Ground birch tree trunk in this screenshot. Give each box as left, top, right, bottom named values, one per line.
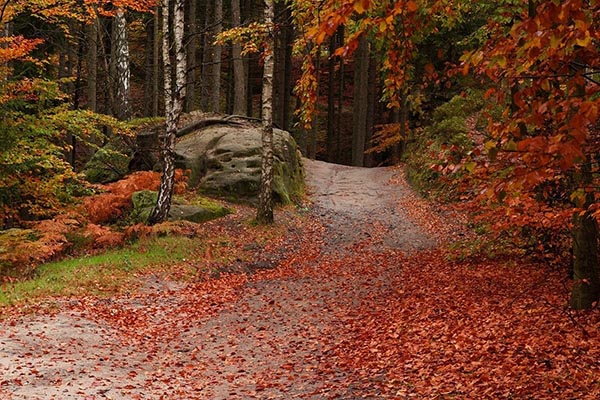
left=149, top=0, right=187, bottom=225
left=113, top=9, right=131, bottom=120
left=257, top=0, right=274, bottom=224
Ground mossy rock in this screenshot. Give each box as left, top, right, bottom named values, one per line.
left=82, top=137, right=131, bottom=184
left=130, top=190, right=231, bottom=224
left=174, top=122, right=304, bottom=204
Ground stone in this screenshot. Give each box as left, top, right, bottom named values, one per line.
left=130, top=190, right=231, bottom=224
left=174, top=123, right=303, bottom=203
left=81, top=137, right=131, bottom=184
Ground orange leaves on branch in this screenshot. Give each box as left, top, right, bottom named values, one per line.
left=367, top=123, right=404, bottom=154
left=461, top=0, right=600, bottom=224
left=216, top=22, right=269, bottom=56
left=293, top=52, right=319, bottom=129
left=296, top=0, right=433, bottom=126
left=0, top=36, right=44, bottom=65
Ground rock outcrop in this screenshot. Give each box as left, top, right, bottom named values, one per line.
left=174, top=122, right=303, bottom=203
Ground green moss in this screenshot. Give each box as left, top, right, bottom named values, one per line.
left=404, top=91, right=484, bottom=199
left=272, top=158, right=304, bottom=205
left=184, top=195, right=231, bottom=214
left=82, top=138, right=131, bottom=183
left=129, top=190, right=231, bottom=224
left=129, top=190, right=157, bottom=223
left=0, top=236, right=204, bottom=306
left=431, top=89, right=485, bottom=122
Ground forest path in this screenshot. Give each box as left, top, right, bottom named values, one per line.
left=304, top=159, right=437, bottom=253
left=0, top=160, right=441, bottom=399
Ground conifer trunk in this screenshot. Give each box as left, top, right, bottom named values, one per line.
left=87, top=19, right=98, bottom=112
left=569, top=56, right=599, bottom=309
left=570, top=159, right=599, bottom=309
left=185, top=0, right=198, bottom=112
left=209, top=0, right=223, bottom=112
left=351, top=35, right=369, bottom=166
left=231, top=0, right=247, bottom=115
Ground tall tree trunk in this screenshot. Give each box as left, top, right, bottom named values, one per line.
left=153, top=10, right=161, bottom=116
left=295, top=96, right=307, bottom=155
left=149, top=0, right=187, bottom=224
left=326, top=34, right=336, bottom=162
left=246, top=56, right=253, bottom=116
left=67, top=22, right=86, bottom=166
left=87, top=19, right=98, bottom=112
left=273, top=1, right=284, bottom=127
left=199, top=0, right=211, bottom=110
left=185, top=0, right=198, bottom=112
left=272, top=3, right=293, bottom=129
left=570, top=56, right=599, bottom=309
left=351, top=35, right=369, bottom=166
left=97, top=18, right=113, bottom=116
left=570, top=161, right=600, bottom=309
left=257, top=0, right=274, bottom=224
left=231, top=0, right=247, bottom=115
left=335, top=26, right=345, bottom=163
left=364, top=53, right=376, bottom=167
left=281, top=8, right=293, bottom=131
left=208, top=0, right=223, bottom=112
left=143, top=14, right=155, bottom=117
left=308, top=51, right=320, bottom=160
left=399, top=92, right=409, bottom=156
left=58, top=39, right=75, bottom=164
left=113, top=10, right=131, bottom=120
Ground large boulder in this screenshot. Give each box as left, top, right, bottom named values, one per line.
left=174, top=123, right=303, bottom=203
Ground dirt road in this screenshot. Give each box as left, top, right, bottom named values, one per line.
left=0, top=160, right=436, bottom=399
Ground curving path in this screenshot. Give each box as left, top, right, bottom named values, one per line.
left=0, top=160, right=436, bottom=399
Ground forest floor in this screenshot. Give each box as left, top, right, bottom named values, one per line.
left=2, top=160, right=600, bottom=399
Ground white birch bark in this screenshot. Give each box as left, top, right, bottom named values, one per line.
left=257, top=0, right=275, bottom=224
left=113, top=9, right=131, bottom=120
left=149, top=0, right=187, bottom=224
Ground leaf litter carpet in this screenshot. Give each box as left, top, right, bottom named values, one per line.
left=2, top=159, right=600, bottom=399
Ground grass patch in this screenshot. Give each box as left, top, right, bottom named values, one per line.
left=0, top=235, right=205, bottom=306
